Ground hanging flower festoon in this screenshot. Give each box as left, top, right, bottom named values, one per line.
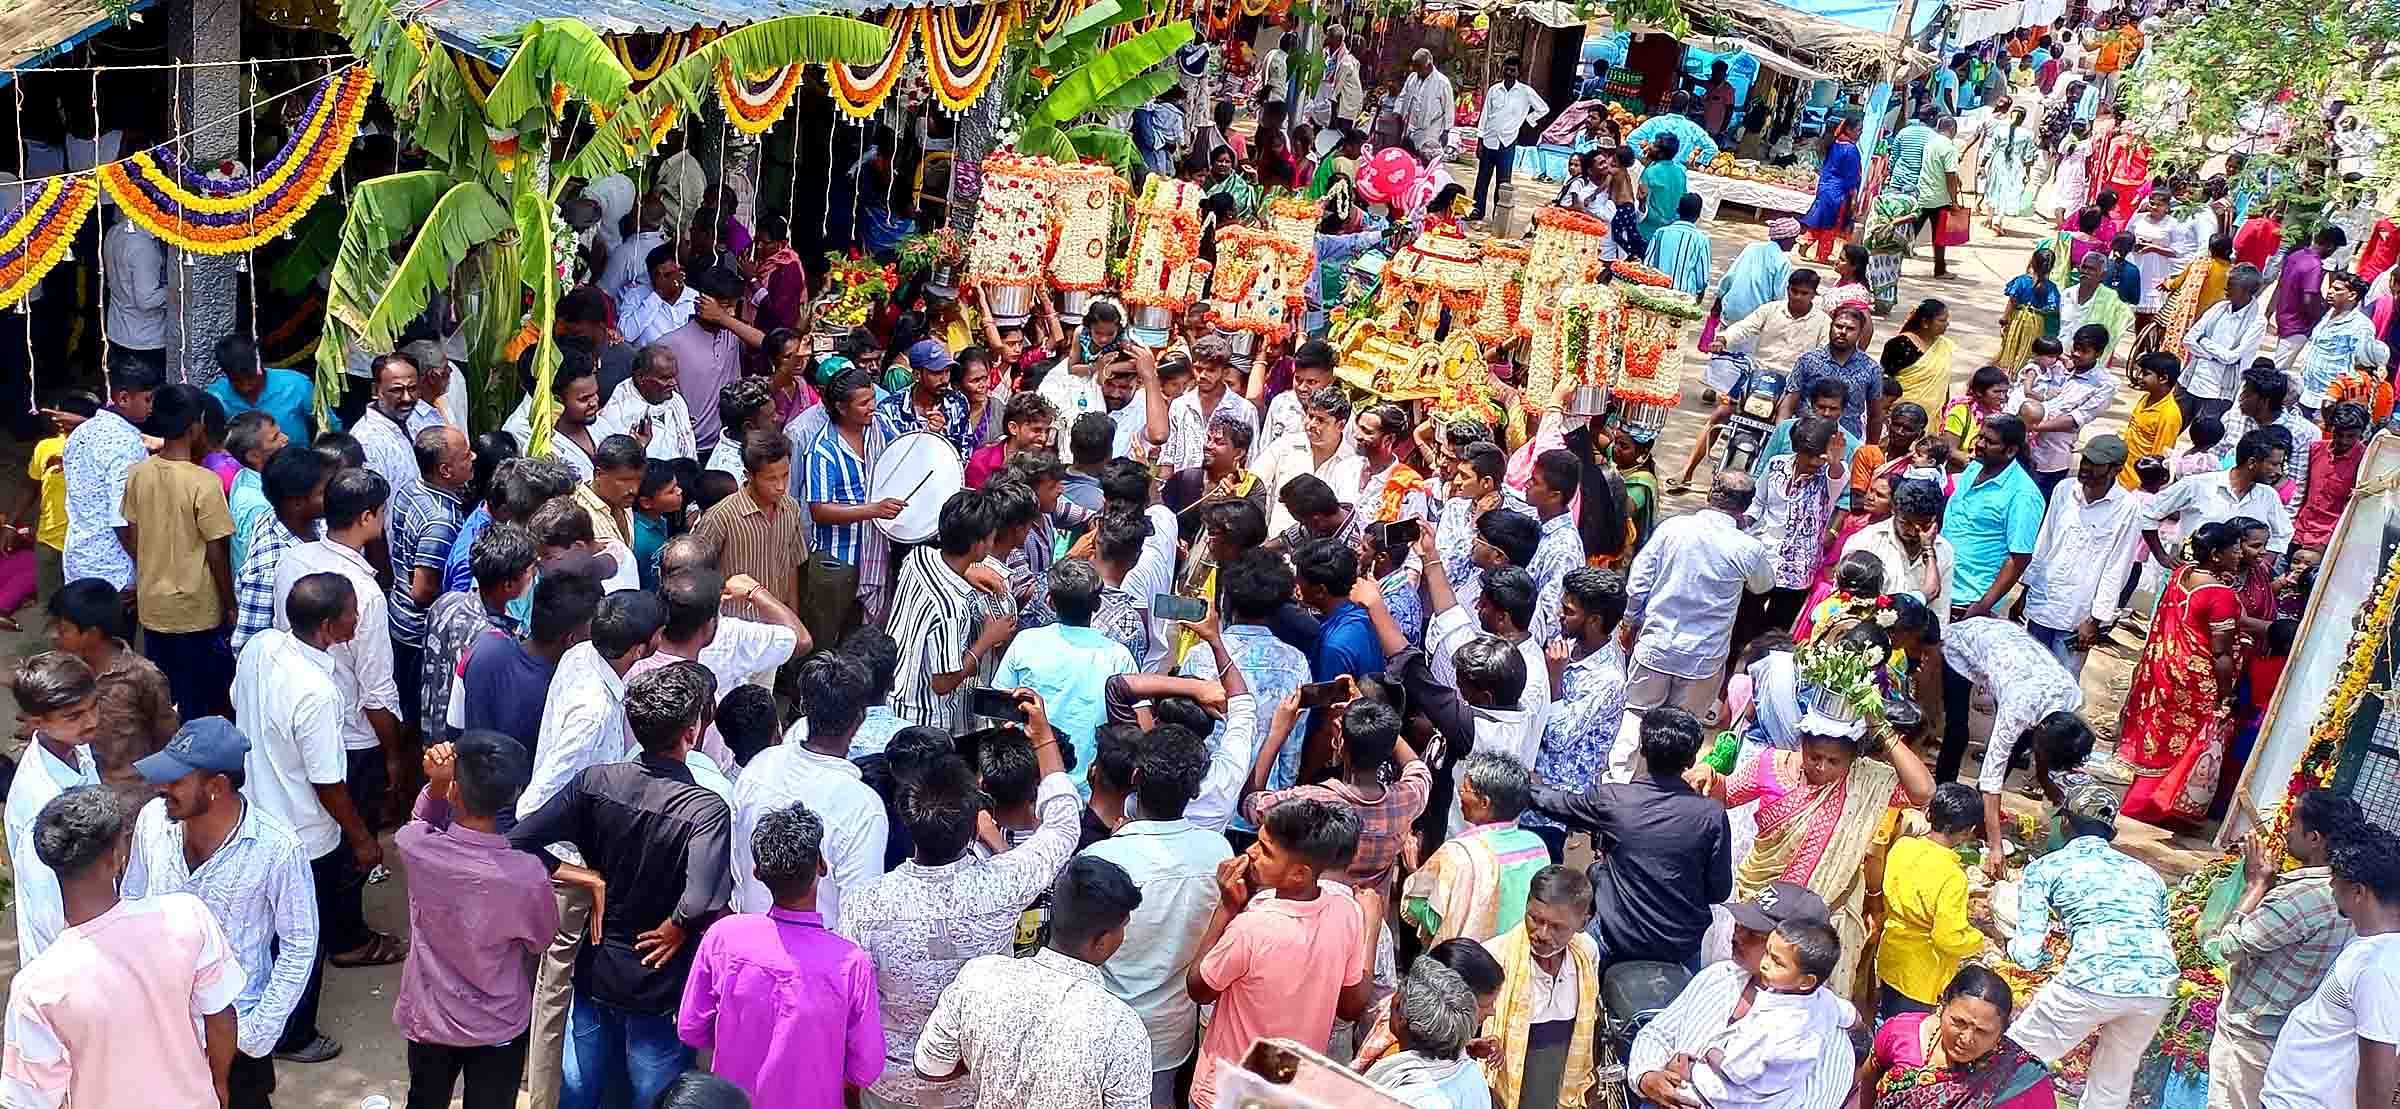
left=99, top=65, right=375, bottom=254
left=716, top=59, right=808, bottom=134
left=0, top=178, right=101, bottom=310
left=830, top=7, right=919, bottom=118
left=924, top=4, right=1015, bottom=112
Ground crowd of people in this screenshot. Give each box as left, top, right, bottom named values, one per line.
left=1, top=3, right=2398, bottom=1109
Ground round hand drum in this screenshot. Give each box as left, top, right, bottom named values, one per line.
left=869, top=431, right=965, bottom=544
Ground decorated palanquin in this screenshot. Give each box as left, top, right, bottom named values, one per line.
left=1210, top=225, right=1308, bottom=355
left=1471, top=239, right=1530, bottom=347
left=964, top=153, right=1064, bottom=324
left=1123, top=176, right=1207, bottom=338
left=1610, top=264, right=1704, bottom=430
left=1046, top=162, right=1127, bottom=322
left=1519, top=208, right=1611, bottom=402
left=1334, top=227, right=1493, bottom=423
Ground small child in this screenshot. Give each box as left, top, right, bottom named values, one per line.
left=1797, top=549, right=1888, bottom=643
left=632, top=459, right=685, bottom=591
left=1668, top=919, right=1853, bottom=1108
left=393, top=735, right=559, bottom=1108
left=2120, top=352, right=2184, bottom=488
left=2176, top=416, right=2226, bottom=479
left=1942, top=364, right=2013, bottom=469
left=20, top=391, right=99, bottom=602
left=1875, top=783, right=1986, bottom=1019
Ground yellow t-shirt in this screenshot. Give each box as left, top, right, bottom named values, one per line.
left=2120, top=390, right=2182, bottom=488
left=1876, top=835, right=1986, bottom=1005
left=27, top=436, right=65, bottom=550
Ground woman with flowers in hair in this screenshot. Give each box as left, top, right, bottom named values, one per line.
left=2118, top=519, right=2246, bottom=825
left=1693, top=632, right=1937, bottom=1006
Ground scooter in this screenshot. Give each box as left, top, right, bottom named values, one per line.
left=1716, top=363, right=1788, bottom=477
left=1591, top=959, right=1696, bottom=1109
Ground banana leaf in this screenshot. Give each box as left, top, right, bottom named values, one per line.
left=511, top=173, right=562, bottom=454
left=553, top=15, right=889, bottom=188
left=483, top=19, right=632, bottom=127
left=1087, top=67, right=1180, bottom=114
left=1026, top=23, right=1194, bottom=128
left=1067, top=126, right=1143, bottom=176
left=316, top=172, right=511, bottom=388
left=1041, top=0, right=1122, bottom=49
left=267, top=205, right=344, bottom=296
left=1014, top=125, right=1079, bottom=164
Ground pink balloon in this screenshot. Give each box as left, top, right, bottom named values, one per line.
left=1356, top=147, right=1420, bottom=206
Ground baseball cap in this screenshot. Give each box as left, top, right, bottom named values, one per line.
left=135, top=716, right=252, bottom=784
left=908, top=339, right=956, bottom=374
left=2060, top=777, right=2121, bottom=830
left=1727, top=881, right=1830, bottom=932
left=2080, top=433, right=2128, bottom=467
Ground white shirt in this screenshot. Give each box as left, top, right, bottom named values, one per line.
left=705, top=436, right=746, bottom=479
left=501, top=398, right=599, bottom=482
left=4, top=740, right=98, bottom=961
left=618, top=284, right=699, bottom=348
left=1428, top=603, right=1550, bottom=745
left=233, top=628, right=352, bottom=855
left=1840, top=519, right=1953, bottom=616
left=2259, top=931, right=2400, bottom=1109
left=2183, top=296, right=2271, bottom=401
left=1628, top=961, right=1858, bottom=1109
left=351, top=405, right=421, bottom=497
left=1119, top=502, right=1185, bottom=671
left=2022, top=478, right=2146, bottom=630
left=730, top=740, right=886, bottom=926
left=1626, top=508, right=1775, bottom=679
left=1170, top=687, right=1263, bottom=833
left=270, top=539, right=400, bottom=752
left=1082, top=818, right=1234, bottom=1069
left=915, top=948, right=1154, bottom=1109
left=1158, top=388, right=1259, bottom=474
left=2143, top=469, right=2294, bottom=553
left=102, top=220, right=169, bottom=349
left=601, top=230, right=670, bottom=304
left=123, top=797, right=319, bottom=1057
left=1477, top=80, right=1551, bottom=149
left=517, top=641, right=632, bottom=867
left=1397, top=69, right=1456, bottom=152
left=1717, top=302, right=1832, bottom=370
left=1941, top=617, right=2084, bottom=793
left=597, top=377, right=699, bottom=461
left=1258, top=391, right=1354, bottom=459
left=1254, top=431, right=1363, bottom=535
left=582, top=173, right=636, bottom=255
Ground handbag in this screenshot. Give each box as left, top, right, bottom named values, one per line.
left=1935, top=204, right=1974, bottom=247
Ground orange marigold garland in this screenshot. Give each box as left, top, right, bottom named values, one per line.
left=716, top=60, right=806, bottom=135
left=1608, top=259, right=1675, bottom=288
left=831, top=8, right=919, bottom=119
left=925, top=3, right=1015, bottom=112
left=0, top=176, right=99, bottom=312
left=100, top=65, right=374, bottom=255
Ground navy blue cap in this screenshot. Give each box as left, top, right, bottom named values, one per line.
left=135, top=716, right=251, bottom=783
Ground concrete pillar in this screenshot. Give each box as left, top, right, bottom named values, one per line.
left=169, top=0, right=241, bottom=384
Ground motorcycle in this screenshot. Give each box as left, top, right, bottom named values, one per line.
left=1715, top=361, right=1788, bottom=478
left=1592, top=960, right=1696, bottom=1109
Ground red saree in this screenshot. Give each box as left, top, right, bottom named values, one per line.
left=2119, top=570, right=2240, bottom=824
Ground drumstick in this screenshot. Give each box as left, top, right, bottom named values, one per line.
left=904, top=470, right=935, bottom=501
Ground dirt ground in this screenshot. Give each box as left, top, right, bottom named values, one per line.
left=0, top=161, right=2223, bottom=1106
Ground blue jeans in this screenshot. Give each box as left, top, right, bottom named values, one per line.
left=561, top=989, right=693, bottom=1109
left=2024, top=621, right=2088, bottom=677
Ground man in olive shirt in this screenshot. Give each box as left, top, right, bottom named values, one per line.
left=120, top=383, right=236, bottom=718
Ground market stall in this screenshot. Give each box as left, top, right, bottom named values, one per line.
left=1686, top=160, right=1818, bottom=219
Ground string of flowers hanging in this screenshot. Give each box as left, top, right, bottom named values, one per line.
left=830, top=7, right=920, bottom=118
left=99, top=65, right=375, bottom=254
left=715, top=60, right=807, bottom=135
left=923, top=3, right=1015, bottom=111
left=0, top=177, right=100, bottom=312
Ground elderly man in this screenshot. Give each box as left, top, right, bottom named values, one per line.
left=1367, top=960, right=1491, bottom=1109
left=1629, top=882, right=1855, bottom=1109
left=1623, top=472, right=1773, bottom=716
left=2179, top=263, right=2270, bottom=428
left=1397, top=50, right=1456, bottom=164
left=1480, top=865, right=1601, bottom=1109
left=597, top=344, right=698, bottom=462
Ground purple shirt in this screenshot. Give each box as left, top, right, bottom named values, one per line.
left=391, top=788, right=560, bottom=1047
left=660, top=318, right=749, bottom=450
left=2274, top=245, right=2325, bottom=338
left=678, top=906, right=885, bottom=1104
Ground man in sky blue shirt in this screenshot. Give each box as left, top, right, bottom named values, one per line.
left=992, top=558, right=1138, bottom=790
left=1644, top=192, right=1715, bottom=297
left=205, top=334, right=334, bottom=446
left=1622, top=91, right=1721, bottom=167
left=1936, top=412, right=2045, bottom=785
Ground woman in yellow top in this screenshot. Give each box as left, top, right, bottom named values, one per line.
left=1874, top=782, right=1988, bottom=1022
left=1882, top=299, right=1956, bottom=418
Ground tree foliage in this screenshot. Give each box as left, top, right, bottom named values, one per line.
left=2126, top=0, right=2399, bottom=215
left=1001, top=0, right=1194, bottom=171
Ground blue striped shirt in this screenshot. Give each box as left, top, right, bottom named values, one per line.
left=806, top=425, right=877, bottom=566
left=874, top=388, right=975, bottom=454
left=1643, top=221, right=1714, bottom=297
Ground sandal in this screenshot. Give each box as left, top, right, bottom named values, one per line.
left=329, top=931, right=406, bottom=968
left=1665, top=479, right=1695, bottom=496
left=274, top=1034, right=342, bottom=1064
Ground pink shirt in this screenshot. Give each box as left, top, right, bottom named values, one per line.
left=2, top=893, right=244, bottom=1109
left=678, top=907, right=885, bottom=1105
left=1191, top=883, right=1368, bottom=1109
left=391, top=789, right=560, bottom=1047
